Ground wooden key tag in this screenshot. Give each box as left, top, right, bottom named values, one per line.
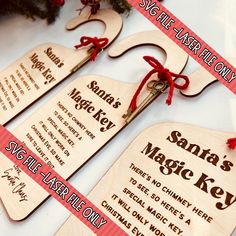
left=181, top=58, right=236, bottom=97
left=0, top=8, right=122, bottom=126
left=55, top=122, right=236, bottom=236
left=0, top=30, right=188, bottom=221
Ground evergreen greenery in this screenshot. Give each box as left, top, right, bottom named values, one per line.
left=0, top=0, right=132, bottom=23
left=0, top=0, right=60, bottom=24
left=107, top=0, right=132, bottom=14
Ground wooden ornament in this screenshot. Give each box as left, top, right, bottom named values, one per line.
left=0, top=30, right=188, bottom=221
left=0, top=201, right=3, bottom=215
left=0, top=8, right=122, bottom=126
left=181, top=58, right=236, bottom=97
left=55, top=122, right=236, bottom=236
left=108, top=30, right=188, bottom=72
left=66, top=6, right=92, bottom=30
left=231, top=100, right=236, bottom=130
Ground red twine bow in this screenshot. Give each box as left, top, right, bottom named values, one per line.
left=129, top=56, right=190, bottom=112
left=74, top=36, right=109, bottom=61
left=227, top=137, right=236, bottom=150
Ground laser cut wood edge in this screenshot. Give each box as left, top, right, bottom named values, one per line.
left=54, top=122, right=236, bottom=236
left=66, top=6, right=92, bottom=30
left=0, top=73, right=186, bottom=221
left=0, top=74, right=133, bottom=221
left=0, top=8, right=123, bottom=126
left=65, top=7, right=123, bottom=48
left=0, top=29, right=188, bottom=221
left=108, top=30, right=189, bottom=75
left=181, top=58, right=236, bottom=97
left=0, top=43, right=86, bottom=126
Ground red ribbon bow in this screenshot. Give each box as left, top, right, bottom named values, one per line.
left=227, top=137, right=236, bottom=149
left=75, top=36, right=109, bottom=61
left=129, top=56, right=190, bottom=112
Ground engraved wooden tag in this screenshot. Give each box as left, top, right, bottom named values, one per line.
left=56, top=123, right=236, bottom=236
left=181, top=58, right=236, bottom=97
left=0, top=8, right=122, bottom=126
left=0, top=30, right=188, bottom=221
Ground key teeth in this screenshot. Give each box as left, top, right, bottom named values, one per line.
left=122, top=108, right=133, bottom=119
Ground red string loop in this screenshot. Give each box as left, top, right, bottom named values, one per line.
left=227, top=137, right=236, bottom=150
left=75, top=36, right=109, bottom=61
left=129, top=56, right=189, bottom=112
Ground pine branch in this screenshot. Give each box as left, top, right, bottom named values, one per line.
left=0, top=0, right=132, bottom=24
left=0, top=0, right=60, bottom=23
left=45, top=0, right=60, bottom=24
left=106, top=0, right=132, bottom=14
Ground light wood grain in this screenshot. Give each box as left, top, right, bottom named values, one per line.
left=0, top=30, right=188, bottom=221
left=0, top=9, right=122, bottom=126
left=181, top=58, right=236, bottom=97
left=66, top=6, right=92, bottom=30
left=66, top=7, right=123, bottom=47
left=55, top=123, right=236, bottom=236
left=108, top=30, right=188, bottom=75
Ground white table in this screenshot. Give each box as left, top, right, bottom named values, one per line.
left=0, top=0, right=235, bottom=235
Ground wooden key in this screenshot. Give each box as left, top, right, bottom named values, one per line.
left=71, top=47, right=98, bottom=73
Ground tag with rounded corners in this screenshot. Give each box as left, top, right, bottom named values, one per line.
left=181, top=58, right=236, bottom=97
left=0, top=30, right=188, bottom=221
left=108, top=30, right=188, bottom=71
left=0, top=9, right=122, bottom=126
left=66, top=6, right=93, bottom=30
left=55, top=122, right=236, bottom=236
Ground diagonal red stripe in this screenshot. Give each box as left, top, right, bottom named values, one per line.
left=0, top=125, right=128, bottom=236
left=128, top=0, right=236, bottom=94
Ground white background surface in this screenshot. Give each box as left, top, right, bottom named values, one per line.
left=0, top=0, right=235, bottom=235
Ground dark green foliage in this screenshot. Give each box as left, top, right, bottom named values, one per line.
left=107, top=0, right=132, bottom=14
left=0, top=0, right=60, bottom=24
left=0, top=0, right=132, bottom=24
